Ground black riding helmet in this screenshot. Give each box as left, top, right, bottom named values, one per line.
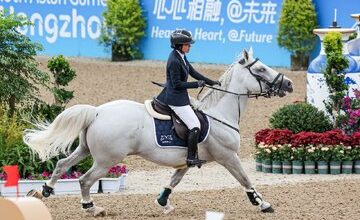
left=170, top=29, right=195, bottom=49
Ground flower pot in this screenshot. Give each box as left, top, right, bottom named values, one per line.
left=272, top=161, right=282, bottom=174
left=0, top=180, right=44, bottom=197
left=55, top=179, right=99, bottom=195
left=341, top=161, right=353, bottom=174
left=282, top=161, right=292, bottom=174
left=0, top=179, right=99, bottom=197
left=330, top=161, right=341, bottom=175
left=304, top=161, right=316, bottom=174
left=317, top=161, right=329, bottom=174
left=355, top=160, right=360, bottom=174
left=262, top=159, right=272, bottom=173
left=292, top=160, right=303, bottom=174
left=255, top=158, right=262, bottom=172
left=100, top=174, right=127, bottom=193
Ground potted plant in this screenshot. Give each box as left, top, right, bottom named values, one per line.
left=291, top=147, right=305, bottom=174
left=99, top=0, right=146, bottom=61
left=281, top=144, right=293, bottom=174
left=341, top=146, right=354, bottom=174
left=100, top=164, right=128, bottom=193
left=304, top=145, right=316, bottom=174
left=277, top=0, right=317, bottom=70
left=329, top=145, right=344, bottom=174
left=0, top=170, right=99, bottom=196
left=314, top=145, right=331, bottom=174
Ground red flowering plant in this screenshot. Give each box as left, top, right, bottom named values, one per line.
left=255, top=129, right=293, bottom=161
left=106, top=164, right=127, bottom=178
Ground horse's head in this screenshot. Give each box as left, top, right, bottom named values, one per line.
left=233, top=48, right=293, bottom=97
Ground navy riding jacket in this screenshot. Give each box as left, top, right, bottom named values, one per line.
left=157, top=50, right=215, bottom=106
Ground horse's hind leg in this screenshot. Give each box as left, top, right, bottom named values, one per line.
left=79, top=161, right=113, bottom=217
left=216, top=152, right=274, bottom=213
left=155, top=168, right=189, bottom=214
left=28, top=132, right=90, bottom=198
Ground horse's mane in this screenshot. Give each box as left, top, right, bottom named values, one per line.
left=193, top=61, right=237, bottom=110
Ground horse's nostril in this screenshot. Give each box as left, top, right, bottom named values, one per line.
left=287, top=81, right=292, bottom=87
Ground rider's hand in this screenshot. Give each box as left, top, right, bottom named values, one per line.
left=197, top=80, right=206, bottom=87
left=214, top=80, right=221, bottom=86
left=209, top=80, right=221, bottom=86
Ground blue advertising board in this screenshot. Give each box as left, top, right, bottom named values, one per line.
left=0, top=0, right=359, bottom=66
left=0, top=0, right=108, bottom=57
left=140, top=0, right=289, bottom=66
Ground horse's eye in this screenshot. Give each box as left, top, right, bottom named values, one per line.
left=259, top=68, right=266, bottom=72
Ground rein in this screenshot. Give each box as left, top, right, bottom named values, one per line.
left=197, top=58, right=283, bottom=134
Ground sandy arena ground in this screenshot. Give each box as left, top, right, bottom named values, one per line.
left=34, top=56, right=360, bottom=220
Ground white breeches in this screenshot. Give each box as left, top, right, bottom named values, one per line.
left=169, top=105, right=200, bottom=130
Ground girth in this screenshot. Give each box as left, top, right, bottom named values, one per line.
left=152, top=98, right=207, bottom=141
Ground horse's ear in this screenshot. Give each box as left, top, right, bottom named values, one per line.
left=248, top=47, right=254, bottom=57
left=242, top=49, right=249, bottom=61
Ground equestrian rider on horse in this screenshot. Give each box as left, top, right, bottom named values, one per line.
left=156, top=29, right=220, bottom=167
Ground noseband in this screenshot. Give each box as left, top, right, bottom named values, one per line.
left=244, top=58, right=284, bottom=97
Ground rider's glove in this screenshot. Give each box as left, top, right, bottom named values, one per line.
left=197, top=80, right=206, bottom=87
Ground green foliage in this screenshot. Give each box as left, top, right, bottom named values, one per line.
left=323, top=32, right=349, bottom=126
left=277, top=0, right=317, bottom=57
left=48, top=55, right=76, bottom=87
left=100, top=0, right=146, bottom=60
left=48, top=55, right=76, bottom=106
left=0, top=108, right=57, bottom=178
left=0, top=11, right=50, bottom=117
left=348, top=32, right=357, bottom=41
left=73, top=157, right=93, bottom=174
left=269, top=103, right=333, bottom=133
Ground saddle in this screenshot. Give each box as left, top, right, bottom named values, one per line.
left=150, top=98, right=207, bottom=141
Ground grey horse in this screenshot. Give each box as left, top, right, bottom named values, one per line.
left=24, top=48, right=293, bottom=216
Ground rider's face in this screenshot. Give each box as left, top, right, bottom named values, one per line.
left=181, top=44, right=191, bottom=53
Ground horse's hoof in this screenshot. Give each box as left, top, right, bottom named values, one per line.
left=26, top=189, right=43, bottom=200
left=261, top=206, right=274, bottom=213
left=85, top=206, right=107, bottom=217
left=154, top=199, right=175, bottom=215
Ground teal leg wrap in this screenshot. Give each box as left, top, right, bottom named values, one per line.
left=157, top=188, right=172, bottom=206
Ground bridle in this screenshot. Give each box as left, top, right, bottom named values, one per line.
left=199, top=58, right=284, bottom=99
left=198, top=58, right=284, bottom=133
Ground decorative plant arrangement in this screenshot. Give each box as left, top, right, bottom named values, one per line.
left=254, top=32, right=360, bottom=175
left=255, top=128, right=360, bottom=174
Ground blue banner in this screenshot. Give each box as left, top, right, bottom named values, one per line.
left=140, top=0, right=290, bottom=66
left=1, top=0, right=358, bottom=66
left=0, top=0, right=108, bottom=57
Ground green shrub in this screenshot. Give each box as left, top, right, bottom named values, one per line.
left=0, top=108, right=57, bottom=178
left=277, top=0, right=317, bottom=70
left=100, top=0, right=146, bottom=61
left=47, top=55, right=76, bottom=106
left=269, top=103, right=333, bottom=133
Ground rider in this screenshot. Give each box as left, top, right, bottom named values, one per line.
left=156, top=29, right=220, bottom=167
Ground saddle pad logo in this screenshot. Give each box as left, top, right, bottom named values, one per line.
left=153, top=115, right=210, bottom=148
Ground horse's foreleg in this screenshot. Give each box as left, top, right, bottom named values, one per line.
left=217, top=152, right=274, bottom=213
left=79, top=162, right=110, bottom=217
left=155, top=168, right=189, bottom=214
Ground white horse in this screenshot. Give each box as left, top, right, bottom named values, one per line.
left=24, top=48, right=293, bottom=216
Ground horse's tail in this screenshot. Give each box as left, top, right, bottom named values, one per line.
left=23, top=104, right=97, bottom=161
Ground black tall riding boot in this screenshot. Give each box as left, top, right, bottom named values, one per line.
left=186, top=128, right=203, bottom=167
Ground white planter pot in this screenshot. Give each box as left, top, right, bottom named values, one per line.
left=0, top=179, right=99, bottom=197
left=55, top=179, right=99, bottom=195
left=100, top=174, right=127, bottom=193
left=0, top=180, right=44, bottom=197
